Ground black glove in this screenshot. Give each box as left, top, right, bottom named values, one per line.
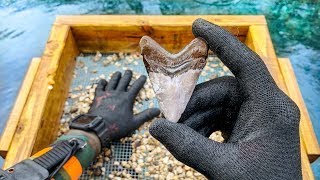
left=149, top=18, right=301, bottom=179
left=89, top=70, right=160, bottom=141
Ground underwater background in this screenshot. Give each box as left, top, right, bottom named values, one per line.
left=0, top=0, right=319, bottom=175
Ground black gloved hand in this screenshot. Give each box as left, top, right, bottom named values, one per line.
left=149, top=18, right=301, bottom=179
left=89, top=70, right=160, bottom=141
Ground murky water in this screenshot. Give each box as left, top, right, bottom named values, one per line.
left=0, top=0, right=319, bottom=165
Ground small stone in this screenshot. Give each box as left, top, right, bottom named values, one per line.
left=86, top=170, right=93, bottom=176
left=210, top=63, right=218, bottom=68
left=60, top=118, right=66, bottom=123
left=104, top=149, right=111, bottom=157
left=184, top=165, right=191, bottom=171
left=70, top=107, right=78, bottom=113
left=93, top=167, right=102, bottom=176
left=201, top=71, right=207, bottom=76
left=146, top=157, right=152, bottom=163
left=135, top=166, right=142, bottom=173
left=76, top=60, right=85, bottom=68
left=138, top=159, right=144, bottom=164
left=208, top=57, right=214, bottom=61
left=96, top=162, right=103, bottom=167
left=99, top=74, right=106, bottom=79
left=79, top=96, right=85, bottom=102
left=93, top=51, right=102, bottom=62
left=163, top=156, right=169, bottom=164
left=91, top=70, right=98, bottom=73
left=186, top=171, right=193, bottom=177
left=119, top=52, right=124, bottom=59
left=194, top=172, right=202, bottom=176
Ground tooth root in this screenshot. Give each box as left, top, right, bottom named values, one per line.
left=139, top=36, right=208, bottom=122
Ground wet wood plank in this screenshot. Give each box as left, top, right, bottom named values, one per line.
left=55, top=15, right=257, bottom=53
left=0, top=58, right=41, bottom=157
left=3, top=25, right=79, bottom=169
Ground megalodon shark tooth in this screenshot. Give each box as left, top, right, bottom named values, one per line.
left=139, top=36, right=208, bottom=122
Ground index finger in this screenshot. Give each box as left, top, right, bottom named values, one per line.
left=192, top=18, right=276, bottom=91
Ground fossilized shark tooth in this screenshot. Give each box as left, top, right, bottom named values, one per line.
left=140, top=36, right=208, bottom=122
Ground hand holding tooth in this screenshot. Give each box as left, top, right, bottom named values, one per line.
left=140, top=36, right=208, bottom=122
left=149, top=19, right=301, bottom=179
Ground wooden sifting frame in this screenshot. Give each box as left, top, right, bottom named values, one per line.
left=0, top=15, right=318, bottom=179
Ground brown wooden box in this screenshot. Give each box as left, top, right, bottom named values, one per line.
left=0, top=15, right=318, bottom=179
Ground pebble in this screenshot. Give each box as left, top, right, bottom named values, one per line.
left=93, top=51, right=102, bottom=62
left=210, top=63, right=218, bottom=68
left=93, top=167, right=102, bottom=176
left=76, top=60, right=85, bottom=68
left=135, top=166, right=142, bottom=173
left=70, top=107, right=78, bottom=113
left=108, top=174, right=114, bottom=179
left=79, top=96, right=85, bottom=102
left=91, top=70, right=98, bottom=73
left=60, top=118, right=66, bottom=123
left=99, top=74, right=106, bottom=79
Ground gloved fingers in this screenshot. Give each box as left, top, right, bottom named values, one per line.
left=149, top=119, right=235, bottom=177
left=128, top=75, right=147, bottom=100
left=181, top=108, right=222, bottom=132
left=180, top=76, right=240, bottom=122
left=106, top=71, right=121, bottom=90
left=116, top=70, right=132, bottom=91
left=134, top=108, right=160, bottom=128
left=192, top=18, right=275, bottom=90
left=96, top=79, right=107, bottom=92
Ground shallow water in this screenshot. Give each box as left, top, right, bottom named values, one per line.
left=0, top=0, right=319, bottom=166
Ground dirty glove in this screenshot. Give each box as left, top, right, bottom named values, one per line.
left=149, top=18, right=301, bottom=179
left=89, top=70, right=160, bottom=141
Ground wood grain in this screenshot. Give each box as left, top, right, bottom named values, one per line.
left=55, top=15, right=256, bottom=53
left=278, top=58, right=320, bottom=161
left=0, top=58, right=41, bottom=158
left=32, top=27, right=79, bottom=154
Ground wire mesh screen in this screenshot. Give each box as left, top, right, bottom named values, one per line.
left=59, top=52, right=232, bottom=179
